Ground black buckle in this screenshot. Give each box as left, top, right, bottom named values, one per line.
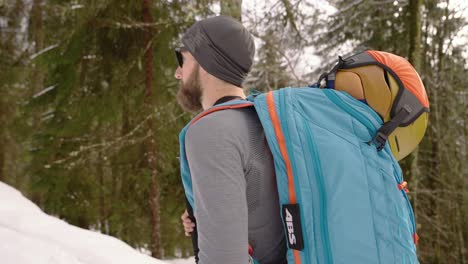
left=316, top=72, right=328, bottom=88
left=370, top=131, right=388, bottom=152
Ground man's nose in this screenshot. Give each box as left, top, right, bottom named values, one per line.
left=174, top=67, right=182, bottom=79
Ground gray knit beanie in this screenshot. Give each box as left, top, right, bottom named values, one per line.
left=181, top=16, right=255, bottom=87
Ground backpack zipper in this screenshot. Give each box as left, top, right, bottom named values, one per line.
left=322, top=89, right=381, bottom=135
left=278, top=89, right=312, bottom=264
left=303, top=119, right=334, bottom=264
left=393, top=165, right=418, bottom=246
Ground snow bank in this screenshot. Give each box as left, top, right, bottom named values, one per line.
left=0, top=182, right=194, bottom=264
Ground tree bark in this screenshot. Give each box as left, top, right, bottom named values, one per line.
left=221, top=0, right=242, bottom=22
left=406, top=0, right=423, bottom=224
left=434, top=3, right=450, bottom=262
left=0, top=99, right=4, bottom=182
left=31, top=0, right=44, bottom=97
left=408, top=0, right=422, bottom=71
left=30, top=0, right=44, bottom=206
left=98, top=151, right=107, bottom=234
left=142, top=0, right=161, bottom=258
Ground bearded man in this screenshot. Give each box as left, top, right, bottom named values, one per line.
left=174, top=16, right=287, bottom=264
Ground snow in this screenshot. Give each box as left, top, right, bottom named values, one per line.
left=0, top=182, right=194, bottom=264
left=165, top=257, right=196, bottom=264
left=29, top=44, right=59, bottom=60
left=32, top=84, right=57, bottom=98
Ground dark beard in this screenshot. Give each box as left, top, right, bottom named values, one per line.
left=176, top=65, right=203, bottom=113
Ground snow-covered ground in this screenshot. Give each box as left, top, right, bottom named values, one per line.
left=165, top=257, right=196, bottom=264
left=0, top=182, right=194, bottom=264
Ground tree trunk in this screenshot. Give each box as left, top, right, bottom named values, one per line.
left=221, top=0, right=242, bottom=22
left=433, top=3, right=450, bottom=261
left=405, top=0, right=423, bottom=224
left=31, top=0, right=44, bottom=97
left=0, top=99, right=4, bottom=182
left=98, top=151, right=107, bottom=234
left=408, top=0, right=422, bottom=71
left=421, top=10, right=429, bottom=74
left=30, top=0, right=44, bottom=206
left=142, top=0, right=161, bottom=258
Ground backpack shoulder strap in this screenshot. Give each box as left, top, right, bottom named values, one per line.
left=190, top=101, right=254, bottom=127
left=180, top=99, right=255, bottom=210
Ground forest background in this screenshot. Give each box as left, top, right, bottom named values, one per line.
left=0, top=0, right=466, bottom=263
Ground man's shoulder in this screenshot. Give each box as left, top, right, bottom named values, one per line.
left=187, top=107, right=257, bottom=139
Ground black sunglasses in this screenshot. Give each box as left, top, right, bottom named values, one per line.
left=175, top=47, right=187, bottom=67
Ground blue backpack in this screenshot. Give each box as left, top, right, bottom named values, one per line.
left=180, top=87, right=419, bottom=263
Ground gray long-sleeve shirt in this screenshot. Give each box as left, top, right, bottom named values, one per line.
left=185, top=107, right=287, bottom=264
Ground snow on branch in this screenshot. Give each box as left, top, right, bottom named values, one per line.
left=46, top=113, right=154, bottom=168
left=44, top=101, right=187, bottom=169
left=30, top=44, right=59, bottom=60
left=33, top=85, right=57, bottom=99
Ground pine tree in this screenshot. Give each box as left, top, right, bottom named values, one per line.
left=221, top=0, right=242, bottom=21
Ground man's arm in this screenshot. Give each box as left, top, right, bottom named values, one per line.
left=185, top=112, right=249, bottom=264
